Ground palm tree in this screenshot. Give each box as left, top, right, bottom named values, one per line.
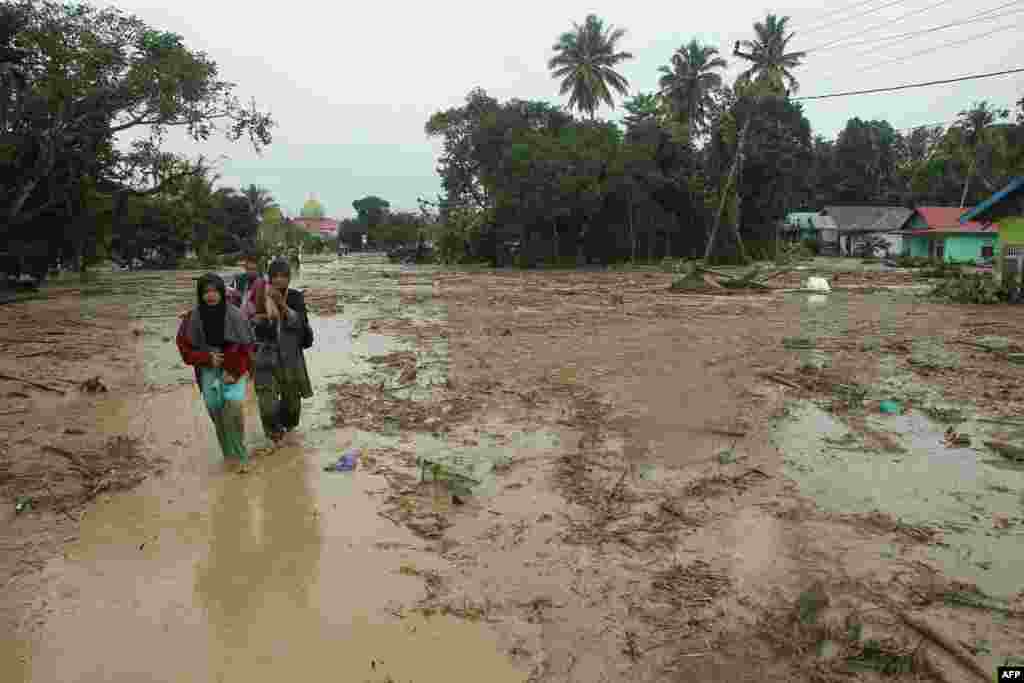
left=241, top=184, right=278, bottom=247
left=241, top=184, right=278, bottom=224
left=704, top=14, right=805, bottom=262
left=548, top=14, right=634, bottom=120
left=954, top=101, right=1009, bottom=207
left=735, top=14, right=805, bottom=95
left=657, top=40, right=727, bottom=140
left=622, top=92, right=663, bottom=132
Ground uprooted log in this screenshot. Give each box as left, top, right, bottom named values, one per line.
left=670, top=262, right=793, bottom=292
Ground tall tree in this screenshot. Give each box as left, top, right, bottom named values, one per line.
left=0, top=0, right=274, bottom=269
left=953, top=101, right=1009, bottom=207
left=548, top=14, right=633, bottom=120
left=657, top=40, right=727, bottom=140
left=352, top=196, right=391, bottom=231
left=705, top=14, right=805, bottom=261
left=622, top=92, right=663, bottom=133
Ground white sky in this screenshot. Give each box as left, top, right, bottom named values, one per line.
left=114, top=0, right=1024, bottom=217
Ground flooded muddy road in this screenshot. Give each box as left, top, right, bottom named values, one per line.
left=3, top=257, right=1024, bottom=682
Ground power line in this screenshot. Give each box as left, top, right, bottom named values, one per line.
left=792, top=66, right=1024, bottom=100
left=804, top=1, right=1024, bottom=53
left=793, top=0, right=889, bottom=31
left=798, top=0, right=958, bottom=49
left=842, top=23, right=1022, bottom=75
left=796, top=0, right=923, bottom=38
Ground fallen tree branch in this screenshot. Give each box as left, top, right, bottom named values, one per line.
left=0, top=373, right=66, bottom=395
left=757, top=372, right=801, bottom=390
left=897, top=611, right=990, bottom=682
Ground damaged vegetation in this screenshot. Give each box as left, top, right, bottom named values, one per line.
left=2, top=436, right=153, bottom=519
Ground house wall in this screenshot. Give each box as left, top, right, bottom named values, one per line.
left=1000, top=216, right=1024, bottom=244
left=904, top=234, right=996, bottom=261
left=946, top=234, right=997, bottom=262
left=906, top=236, right=929, bottom=258
left=997, top=216, right=1024, bottom=281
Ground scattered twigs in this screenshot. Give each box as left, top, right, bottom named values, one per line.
left=0, top=373, right=66, bottom=395
left=758, top=372, right=801, bottom=390
left=896, top=611, right=990, bottom=683
left=985, top=440, right=1024, bottom=461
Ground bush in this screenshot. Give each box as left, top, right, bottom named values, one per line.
left=178, top=257, right=201, bottom=270
left=801, top=238, right=822, bottom=256
left=895, top=255, right=929, bottom=268
left=930, top=272, right=1008, bottom=304
left=920, top=261, right=965, bottom=279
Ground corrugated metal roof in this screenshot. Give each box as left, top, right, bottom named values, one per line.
left=913, top=206, right=993, bottom=233
left=822, top=206, right=912, bottom=233
left=960, top=177, right=1024, bottom=223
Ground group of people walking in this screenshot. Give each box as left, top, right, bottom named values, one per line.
left=175, top=253, right=314, bottom=473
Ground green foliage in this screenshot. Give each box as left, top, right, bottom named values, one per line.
left=352, top=196, right=391, bottom=229
left=548, top=14, right=634, bottom=119
left=0, top=0, right=274, bottom=270
left=930, top=272, right=1008, bottom=304
left=895, top=255, right=929, bottom=268
left=801, top=238, right=821, bottom=256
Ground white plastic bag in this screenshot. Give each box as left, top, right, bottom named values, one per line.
left=804, top=276, right=831, bottom=293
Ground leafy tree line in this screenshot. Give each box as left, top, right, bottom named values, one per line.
left=423, top=13, right=1024, bottom=266
left=0, top=0, right=275, bottom=277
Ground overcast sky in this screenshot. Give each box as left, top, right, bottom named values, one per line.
left=115, top=0, right=1023, bottom=218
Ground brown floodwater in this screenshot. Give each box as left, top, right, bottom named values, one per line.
left=1, top=256, right=527, bottom=683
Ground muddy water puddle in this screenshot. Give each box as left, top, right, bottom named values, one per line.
left=773, top=401, right=1024, bottom=598
left=3, top=256, right=533, bottom=682
left=5, top=393, right=527, bottom=683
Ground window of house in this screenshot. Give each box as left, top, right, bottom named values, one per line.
left=982, top=245, right=994, bottom=258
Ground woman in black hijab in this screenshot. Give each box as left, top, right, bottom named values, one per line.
left=175, top=273, right=256, bottom=472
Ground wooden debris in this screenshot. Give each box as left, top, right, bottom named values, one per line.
left=984, top=440, right=1024, bottom=461
left=897, top=611, right=990, bottom=682
left=0, top=372, right=66, bottom=395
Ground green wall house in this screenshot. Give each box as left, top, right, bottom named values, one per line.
left=784, top=212, right=819, bottom=242
left=903, top=206, right=998, bottom=263
left=960, top=177, right=1024, bottom=283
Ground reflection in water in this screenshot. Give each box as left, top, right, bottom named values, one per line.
left=194, top=450, right=321, bottom=664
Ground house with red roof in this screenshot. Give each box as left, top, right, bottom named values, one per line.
left=902, top=206, right=999, bottom=263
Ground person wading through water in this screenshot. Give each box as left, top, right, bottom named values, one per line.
left=250, top=258, right=313, bottom=443
left=228, top=251, right=263, bottom=308
left=176, top=273, right=256, bottom=473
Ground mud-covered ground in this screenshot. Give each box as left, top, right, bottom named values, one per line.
left=2, top=257, right=1023, bottom=682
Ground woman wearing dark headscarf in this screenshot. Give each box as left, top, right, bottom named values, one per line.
left=176, top=273, right=256, bottom=472
left=250, top=259, right=313, bottom=442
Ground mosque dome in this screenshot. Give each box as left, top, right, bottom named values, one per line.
left=300, top=196, right=325, bottom=219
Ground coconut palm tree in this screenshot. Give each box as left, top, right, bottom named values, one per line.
left=735, top=14, right=805, bottom=95
left=241, top=184, right=278, bottom=224
left=704, top=13, right=805, bottom=262
left=954, top=101, right=1009, bottom=207
left=241, top=184, right=278, bottom=248
left=657, top=40, right=727, bottom=140
left=548, top=14, right=634, bottom=120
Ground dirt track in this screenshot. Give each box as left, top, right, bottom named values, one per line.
left=2, top=260, right=1024, bottom=682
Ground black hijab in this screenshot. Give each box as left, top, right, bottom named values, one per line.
left=196, top=272, right=227, bottom=347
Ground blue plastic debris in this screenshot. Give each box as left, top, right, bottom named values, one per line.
left=324, top=448, right=360, bottom=472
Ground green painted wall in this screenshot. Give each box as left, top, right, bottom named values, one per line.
left=905, top=234, right=997, bottom=261
left=1000, top=217, right=1024, bottom=243
left=946, top=234, right=997, bottom=261
left=906, top=236, right=929, bottom=257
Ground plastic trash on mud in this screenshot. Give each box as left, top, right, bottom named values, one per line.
left=804, top=276, right=831, bottom=293
left=324, top=447, right=360, bottom=472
